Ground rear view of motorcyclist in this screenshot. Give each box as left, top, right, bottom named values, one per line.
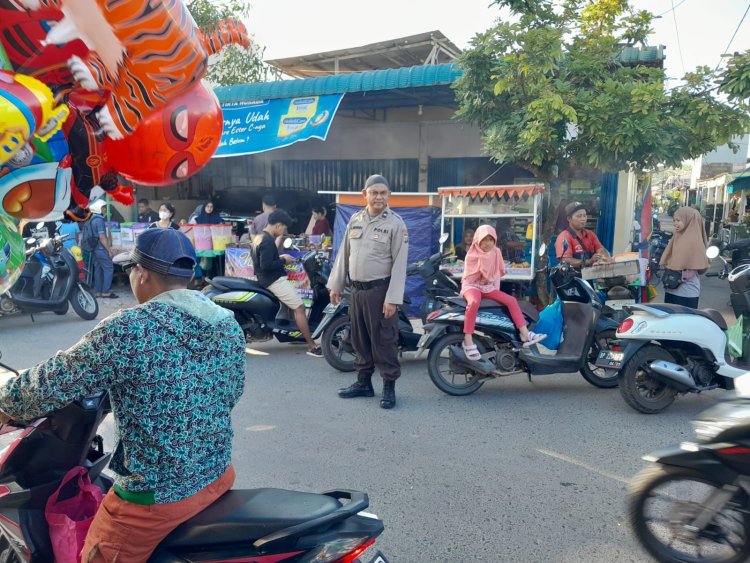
left=0, top=229, right=246, bottom=562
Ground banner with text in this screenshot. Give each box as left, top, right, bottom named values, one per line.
left=214, top=94, right=345, bottom=157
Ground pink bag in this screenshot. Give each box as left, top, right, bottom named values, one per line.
left=45, top=467, right=104, bottom=563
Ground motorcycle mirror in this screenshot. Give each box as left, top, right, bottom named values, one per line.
left=706, top=246, right=720, bottom=260
left=282, top=238, right=292, bottom=249
left=439, top=233, right=449, bottom=245
left=538, top=243, right=547, bottom=257
left=26, top=237, right=36, bottom=245
left=36, top=222, right=44, bottom=230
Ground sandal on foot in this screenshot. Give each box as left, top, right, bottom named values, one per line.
left=522, top=332, right=547, bottom=348
left=462, top=343, right=482, bottom=360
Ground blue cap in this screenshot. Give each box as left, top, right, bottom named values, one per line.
left=116, top=228, right=196, bottom=278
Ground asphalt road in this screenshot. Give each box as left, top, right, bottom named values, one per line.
left=0, top=288, right=729, bottom=562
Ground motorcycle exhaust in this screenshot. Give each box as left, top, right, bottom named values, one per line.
left=649, top=360, right=699, bottom=391
left=448, top=345, right=495, bottom=376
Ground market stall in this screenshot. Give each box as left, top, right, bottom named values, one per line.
left=437, top=184, right=546, bottom=281
left=321, top=191, right=442, bottom=317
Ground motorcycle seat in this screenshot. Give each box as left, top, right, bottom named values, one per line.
left=209, top=276, right=263, bottom=292
left=647, top=304, right=727, bottom=330
left=161, top=488, right=342, bottom=548
left=445, top=297, right=539, bottom=322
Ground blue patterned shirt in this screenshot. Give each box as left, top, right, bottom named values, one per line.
left=0, top=289, right=246, bottom=503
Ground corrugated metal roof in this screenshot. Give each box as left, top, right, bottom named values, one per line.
left=214, top=63, right=462, bottom=103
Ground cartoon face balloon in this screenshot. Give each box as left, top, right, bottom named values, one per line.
left=103, top=82, right=222, bottom=186
left=0, top=213, right=25, bottom=294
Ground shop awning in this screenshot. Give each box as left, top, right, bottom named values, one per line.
left=437, top=185, right=546, bottom=199
left=728, top=169, right=750, bottom=193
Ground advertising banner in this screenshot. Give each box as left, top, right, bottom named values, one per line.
left=215, top=94, right=344, bottom=157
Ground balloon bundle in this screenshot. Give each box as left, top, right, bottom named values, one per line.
left=0, top=0, right=249, bottom=289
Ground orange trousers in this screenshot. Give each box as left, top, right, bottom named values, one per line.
left=81, top=465, right=235, bottom=563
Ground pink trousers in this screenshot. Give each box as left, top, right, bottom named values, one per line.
left=463, top=288, right=527, bottom=334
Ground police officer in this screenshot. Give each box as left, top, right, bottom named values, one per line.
left=328, top=175, right=409, bottom=409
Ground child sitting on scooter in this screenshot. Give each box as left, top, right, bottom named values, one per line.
left=461, top=225, right=545, bottom=360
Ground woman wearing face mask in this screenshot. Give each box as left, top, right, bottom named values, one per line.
left=148, top=202, right=180, bottom=230
left=659, top=206, right=709, bottom=309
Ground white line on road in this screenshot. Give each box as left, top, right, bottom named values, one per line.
left=537, top=448, right=630, bottom=484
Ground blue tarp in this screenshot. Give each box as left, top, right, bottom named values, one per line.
left=332, top=204, right=442, bottom=317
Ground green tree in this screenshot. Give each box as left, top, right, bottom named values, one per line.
left=455, top=0, right=750, bottom=302
left=188, top=0, right=276, bottom=86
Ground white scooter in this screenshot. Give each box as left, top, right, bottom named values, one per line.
left=596, top=244, right=749, bottom=413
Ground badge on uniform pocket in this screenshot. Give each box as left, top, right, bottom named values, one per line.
left=350, top=230, right=362, bottom=239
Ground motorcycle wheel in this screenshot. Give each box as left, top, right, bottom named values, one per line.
left=54, top=301, right=69, bottom=315
left=321, top=315, right=357, bottom=372
left=427, top=332, right=485, bottom=396
left=629, top=465, right=750, bottom=563
left=579, top=330, right=619, bottom=388
left=619, top=345, right=677, bottom=413
left=70, top=284, right=99, bottom=321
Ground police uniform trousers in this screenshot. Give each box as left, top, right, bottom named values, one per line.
left=350, top=284, right=401, bottom=382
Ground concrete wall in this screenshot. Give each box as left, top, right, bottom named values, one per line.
left=612, top=171, right=638, bottom=254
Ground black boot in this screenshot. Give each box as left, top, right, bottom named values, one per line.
left=338, top=374, right=375, bottom=398
left=380, top=381, right=396, bottom=409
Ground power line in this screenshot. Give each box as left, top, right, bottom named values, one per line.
left=715, top=2, right=750, bottom=72
left=656, top=0, right=688, bottom=18
left=670, top=0, right=686, bottom=75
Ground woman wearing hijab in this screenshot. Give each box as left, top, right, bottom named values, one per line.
left=194, top=200, right=222, bottom=225
left=659, top=207, right=710, bottom=309
left=461, top=225, right=545, bottom=360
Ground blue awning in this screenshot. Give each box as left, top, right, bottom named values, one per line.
left=214, top=63, right=462, bottom=103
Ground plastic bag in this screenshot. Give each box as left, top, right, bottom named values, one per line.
left=535, top=299, right=564, bottom=350
left=727, top=315, right=744, bottom=359
left=45, top=467, right=104, bottom=563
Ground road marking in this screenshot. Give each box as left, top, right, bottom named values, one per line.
left=246, top=425, right=276, bottom=432
left=536, top=448, right=630, bottom=484
left=245, top=347, right=269, bottom=356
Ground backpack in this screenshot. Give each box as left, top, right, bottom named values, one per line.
left=80, top=216, right=103, bottom=252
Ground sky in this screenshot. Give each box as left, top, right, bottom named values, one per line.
left=250, top=0, right=750, bottom=85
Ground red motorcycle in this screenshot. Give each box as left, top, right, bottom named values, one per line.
left=0, top=355, right=387, bottom=563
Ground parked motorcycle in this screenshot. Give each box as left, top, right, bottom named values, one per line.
left=628, top=378, right=750, bottom=562
left=602, top=242, right=747, bottom=414
left=0, top=231, right=98, bottom=320
left=203, top=242, right=331, bottom=344
left=315, top=239, right=459, bottom=373
left=418, top=245, right=620, bottom=396
left=0, top=352, right=386, bottom=562
left=645, top=229, right=673, bottom=286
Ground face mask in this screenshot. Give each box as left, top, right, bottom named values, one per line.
left=159, top=211, right=171, bottom=220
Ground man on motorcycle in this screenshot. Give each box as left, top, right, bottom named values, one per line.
left=0, top=229, right=246, bottom=563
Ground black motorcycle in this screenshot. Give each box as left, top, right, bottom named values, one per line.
left=203, top=246, right=331, bottom=344
left=628, top=392, right=750, bottom=563
left=0, top=353, right=386, bottom=563
left=0, top=232, right=98, bottom=320
left=315, top=246, right=459, bottom=373
left=646, top=229, right=673, bottom=286
left=419, top=247, right=619, bottom=396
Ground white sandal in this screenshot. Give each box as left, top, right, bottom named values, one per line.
left=462, top=343, right=482, bottom=360
left=523, top=332, right=547, bottom=348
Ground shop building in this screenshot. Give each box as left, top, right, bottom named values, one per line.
left=130, top=32, right=659, bottom=254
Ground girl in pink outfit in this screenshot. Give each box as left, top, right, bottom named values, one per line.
left=461, top=225, right=545, bottom=360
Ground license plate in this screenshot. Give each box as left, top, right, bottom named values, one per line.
left=606, top=299, right=635, bottom=310
left=595, top=350, right=624, bottom=369
left=323, top=303, right=337, bottom=314
left=367, top=553, right=390, bottom=563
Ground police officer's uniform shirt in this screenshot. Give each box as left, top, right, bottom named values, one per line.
left=328, top=207, right=409, bottom=305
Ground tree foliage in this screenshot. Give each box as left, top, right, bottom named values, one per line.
left=188, top=0, right=276, bottom=86
left=454, top=0, right=750, bottom=182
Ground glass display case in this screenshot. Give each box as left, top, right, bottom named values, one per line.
left=438, top=185, right=545, bottom=281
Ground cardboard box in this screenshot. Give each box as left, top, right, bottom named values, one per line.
left=581, top=259, right=640, bottom=280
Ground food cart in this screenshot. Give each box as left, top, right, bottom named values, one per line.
left=438, top=184, right=546, bottom=281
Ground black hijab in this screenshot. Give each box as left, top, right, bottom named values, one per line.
left=195, top=201, right=222, bottom=225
